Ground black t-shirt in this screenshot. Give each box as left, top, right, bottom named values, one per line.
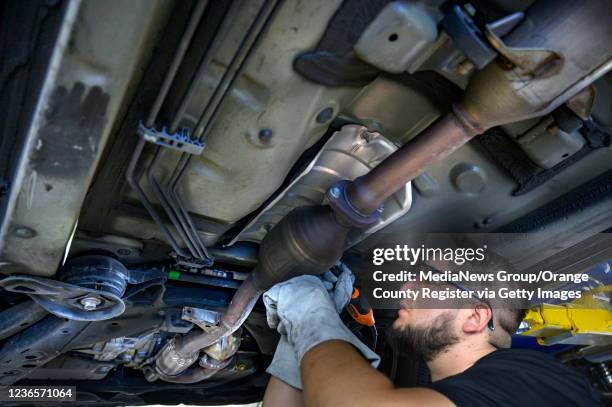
left=428, top=348, right=601, bottom=406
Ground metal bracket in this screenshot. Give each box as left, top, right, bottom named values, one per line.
left=441, top=5, right=497, bottom=69
left=181, top=306, right=221, bottom=331
left=138, top=122, right=205, bottom=155
left=442, top=6, right=556, bottom=75
left=566, top=85, right=596, bottom=121
left=0, top=275, right=125, bottom=321
left=484, top=13, right=562, bottom=78
left=485, top=11, right=524, bottom=38
left=174, top=256, right=214, bottom=269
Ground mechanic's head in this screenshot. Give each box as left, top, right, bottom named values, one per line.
left=388, top=282, right=526, bottom=361
left=387, top=243, right=526, bottom=362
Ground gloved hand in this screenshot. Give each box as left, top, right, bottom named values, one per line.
left=265, top=264, right=354, bottom=330
left=266, top=335, right=301, bottom=389
left=264, top=265, right=380, bottom=386
left=321, top=263, right=356, bottom=313
left=264, top=263, right=359, bottom=389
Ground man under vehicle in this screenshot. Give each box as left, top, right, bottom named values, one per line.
left=261, top=267, right=601, bottom=406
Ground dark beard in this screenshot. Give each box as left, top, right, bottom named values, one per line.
left=387, top=312, right=459, bottom=362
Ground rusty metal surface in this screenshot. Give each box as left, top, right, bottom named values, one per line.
left=343, top=0, right=612, bottom=223
left=0, top=0, right=173, bottom=276
left=461, top=0, right=612, bottom=130
left=162, top=274, right=264, bottom=376
left=347, top=113, right=477, bottom=215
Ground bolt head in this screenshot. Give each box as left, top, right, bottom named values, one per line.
left=13, top=226, right=36, bottom=239
left=80, top=296, right=101, bottom=311
left=329, top=186, right=341, bottom=198
left=316, top=107, right=334, bottom=124
left=457, top=59, right=474, bottom=76
left=143, top=134, right=158, bottom=143
left=258, top=128, right=273, bottom=142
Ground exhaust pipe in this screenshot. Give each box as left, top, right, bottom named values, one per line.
left=155, top=0, right=612, bottom=379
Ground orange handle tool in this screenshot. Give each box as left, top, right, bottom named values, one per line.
left=347, top=287, right=375, bottom=327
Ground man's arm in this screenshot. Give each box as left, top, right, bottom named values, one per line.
left=262, top=376, right=305, bottom=407
left=301, top=340, right=453, bottom=407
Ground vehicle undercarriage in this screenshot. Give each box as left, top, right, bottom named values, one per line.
left=0, top=0, right=611, bottom=404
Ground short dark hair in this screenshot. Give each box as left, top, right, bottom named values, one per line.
left=422, top=234, right=529, bottom=348
left=466, top=254, right=528, bottom=348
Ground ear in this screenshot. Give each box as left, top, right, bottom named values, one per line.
left=461, top=304, right=492, bottom=334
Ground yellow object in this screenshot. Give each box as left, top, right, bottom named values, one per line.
left=521, top=286, right=612, bottom=345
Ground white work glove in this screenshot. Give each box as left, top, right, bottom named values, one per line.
left=264, top=264, right=380, bottom=388
left=266, top=336, right=302, bottom=388
left=264, top=264, right=356, bottom=389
